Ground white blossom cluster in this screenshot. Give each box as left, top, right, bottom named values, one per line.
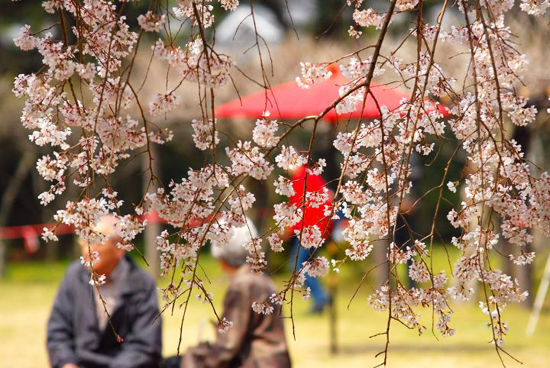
left=138, top=11, right=166, bottom=32
left=296, top=62, right=333, bottom=89
left=12, top=0, right=241, bottom=330
left=302, top=256, right=330, bottom=278
left=275, top=145, right=307, bottom=171
left=13, top=0, right=550, bottom=353
left=252, top=114, right=280, bottom=148
left=334, top=0, right=550, bottom=347
left=192, top=118, right=220, bottom=150
left=153, top=38, right=232, bottom=87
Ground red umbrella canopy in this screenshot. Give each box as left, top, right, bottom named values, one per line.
left=215, top=68, right=448, bottom=122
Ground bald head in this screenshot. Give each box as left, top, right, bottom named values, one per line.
left=93, top=215, right=121, bottom=238
left=79, top=215, right=125, bottom=277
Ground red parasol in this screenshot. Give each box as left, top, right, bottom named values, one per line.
left=215, top=67, right=449, bottom=122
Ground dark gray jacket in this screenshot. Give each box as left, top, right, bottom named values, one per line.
left=47, top=257, right=162, bottom=368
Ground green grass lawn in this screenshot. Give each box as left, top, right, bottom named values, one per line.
left=1, top=252, right=549, bottom=368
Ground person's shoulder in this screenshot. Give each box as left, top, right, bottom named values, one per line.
left=232, top=268, right=274, bottom=294
left=65, top=259, right=85, bottom=278
left=56, top=260, right=86, bottom=293
left=126, top=257, right=156, bottom=288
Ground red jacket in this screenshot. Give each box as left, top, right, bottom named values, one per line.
left=289, top=166, right=333, bottom=239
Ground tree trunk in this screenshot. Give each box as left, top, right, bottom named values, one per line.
left=143, top=145, right=160, bottom=280
left=0, top=149, right=36, bottom=277
left=0, top=242, right=6, bottom=278
left=510, top=125, right=534, bottom=307
left=374, top=239, right=389, bottom=288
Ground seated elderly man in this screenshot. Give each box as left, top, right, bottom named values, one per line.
left=47, top=216, right=162, bottom=368
left=163, top=219, right=291, bottom=368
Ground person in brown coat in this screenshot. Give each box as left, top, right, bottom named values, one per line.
left=162, top=218, right=291, bottom=368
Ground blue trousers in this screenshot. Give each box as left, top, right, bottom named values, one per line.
left=289, top=236, right=328, bottom=308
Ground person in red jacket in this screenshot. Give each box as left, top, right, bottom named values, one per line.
left=287, top=166, right=332, bottom=313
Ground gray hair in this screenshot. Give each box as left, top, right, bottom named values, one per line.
left=211, top=217, right=258, bottom=267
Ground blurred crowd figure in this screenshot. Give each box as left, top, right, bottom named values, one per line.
left=394, top=153, right=423, bottom=289
left=163, top=218, right=291, bottom=368
left=286, top=165, right=332, bottom=313
left=47, top=216, right=162, bottom=368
